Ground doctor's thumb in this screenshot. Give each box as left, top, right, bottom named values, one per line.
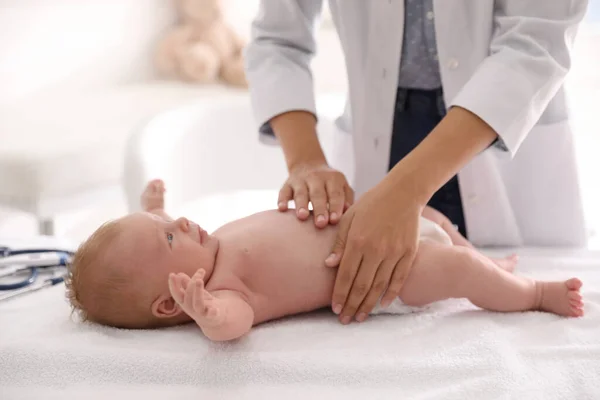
left=325, top=217, right=351, bottom=268
left=325, top=246, right=342, bottom=268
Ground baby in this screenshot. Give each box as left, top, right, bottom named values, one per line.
left=66, top=180, right=584, bottom=341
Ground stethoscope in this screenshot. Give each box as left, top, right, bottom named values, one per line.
left=0, top=247, right=74, bottom=300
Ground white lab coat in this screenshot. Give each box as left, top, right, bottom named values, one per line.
left=244, top=0, right=589, bottom=248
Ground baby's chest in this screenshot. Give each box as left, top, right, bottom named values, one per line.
left=210, top=248, right=299, bottom=293
left=205, top=250, right=265, bottom=292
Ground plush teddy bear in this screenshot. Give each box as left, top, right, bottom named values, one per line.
left=155, top=0, right=248, bottom=88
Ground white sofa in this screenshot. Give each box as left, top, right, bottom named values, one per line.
left=123, top=93, right=349, bottom=232
left=0, top=0, right=247, bottom=234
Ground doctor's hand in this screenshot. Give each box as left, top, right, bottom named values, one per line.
left=278, top=161, right=354, bottom=229
left=325, top=177, right=423, bottom=324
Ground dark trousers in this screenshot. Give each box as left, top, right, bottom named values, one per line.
left=388, top=87, right=468, bottom=238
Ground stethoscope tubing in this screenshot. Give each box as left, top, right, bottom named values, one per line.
left=0, top=248, right=74, bottom=291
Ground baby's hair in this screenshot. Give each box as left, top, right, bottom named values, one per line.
left=65, top=219, right=123, bottom=324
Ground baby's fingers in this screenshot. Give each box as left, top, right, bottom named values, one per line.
left=192, top=278, right=207, bottom=315
left=192, top=268, right=206, bottom=286
left=173, top=272, right=190, bottom=291
left=179, top=273, right=196, bottom=309
left=168, top=273, right=185, bottom=304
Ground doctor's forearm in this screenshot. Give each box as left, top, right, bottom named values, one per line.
left=270, top=111, right=328, bottom=172
left=386, top=106, right=497, bottom=204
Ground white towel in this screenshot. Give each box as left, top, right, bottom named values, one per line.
left=1, top=248, right=599, bottom=400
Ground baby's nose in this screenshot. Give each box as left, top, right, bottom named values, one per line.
left=177, top=217, right=190, bottom=232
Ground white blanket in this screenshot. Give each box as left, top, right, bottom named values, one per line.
left=1, top=248, right=599, bottom=400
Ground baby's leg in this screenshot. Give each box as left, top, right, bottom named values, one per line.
left=141, top=179, right=173, bottom=221
left=421, top=206, right=473, bottom=248
left=400, top=241, right=584, bottom=317
left=421, top=206, right=517, bottom=272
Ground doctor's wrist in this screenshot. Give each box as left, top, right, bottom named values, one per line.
left=269, top=111, right=328, bottom=173
left=386, top=106, right=498, bottom=204
left=383, top=165, right=433, bottom=208
left=288, top=157, right=329, bottom=175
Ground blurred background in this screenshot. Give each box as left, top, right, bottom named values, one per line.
left=0, top=0, right=598, bottom=248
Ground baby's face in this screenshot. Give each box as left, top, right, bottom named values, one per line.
left=120, top=212, right=219, bottom=295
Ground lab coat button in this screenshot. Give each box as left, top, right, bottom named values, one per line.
left=374, top=138, right=379, bottom=147
left=468, top=194, right=478, bottom=203
left=382, top=68, right=387, bottom=78
left=447, top=58, right=459, bottom=69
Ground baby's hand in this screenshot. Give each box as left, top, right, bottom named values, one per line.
left=168, top=269, right=222, bottom=327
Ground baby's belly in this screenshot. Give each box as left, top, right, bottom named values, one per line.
left=214, top=209, right=421, bottom=324
left=243, top=220, right=339, bottom=322
left=251, top=264, right=338, bottom=323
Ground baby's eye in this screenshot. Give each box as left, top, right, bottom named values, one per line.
left=166, top=232, right=173, bottom=246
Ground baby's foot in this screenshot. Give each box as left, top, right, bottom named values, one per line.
left=491, top=254, right=518, bottom=273
left=536, top=278, right=584, bottom=317
left=141, top=179, right=165, bottom=212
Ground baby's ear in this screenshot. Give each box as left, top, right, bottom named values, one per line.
left=151, top=295, right=182, bottom=318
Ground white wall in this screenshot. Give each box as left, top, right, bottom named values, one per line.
left=0, top=0, right=176, bottom=105
left=0, top=0, right=345, bottom=105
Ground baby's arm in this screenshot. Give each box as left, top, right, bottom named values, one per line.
left=203, top=290, right=255, bottom=341
left=169, top=271, right=254, bottom=341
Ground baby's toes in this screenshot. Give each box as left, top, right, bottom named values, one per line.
left=567, top=290, right=582, bottom=303
left=569, top=297, right=583, bottom=307
left=571, top=304, right=585, bottom=317
left=151, top=179, right=165, bottom=192
left=141, top=179, right=166, bottom=210
left=565, top=277, right=582, bottom=291
left=567, top=290, right=584, bottom=313
left=144, top=180, right=164, bottom=196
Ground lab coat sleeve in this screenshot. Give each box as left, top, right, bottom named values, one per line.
left=244, top=0, right=323, bottom=134
left=449, top=0, right=588, bottom=156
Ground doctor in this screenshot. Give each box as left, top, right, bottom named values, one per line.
left=244, top=0, right=589, bottom=323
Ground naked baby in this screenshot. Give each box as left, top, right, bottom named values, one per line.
left=66, top=180, right=585, bottom=341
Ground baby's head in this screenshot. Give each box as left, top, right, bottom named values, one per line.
left=65, top=212, right=219, bottom=329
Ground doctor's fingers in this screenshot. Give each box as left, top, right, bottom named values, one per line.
left=354, top=257, right=399, bottom=321
left=325, top=179, right=346, bottom=224
left=279, top=182, right=309, bottom=220
left=345, top=185, right=355, bottom=206
left=380, top=249, right=417, bottom=307
left=331, top=243, right=363, bottom=317
left=291, top=182, right=310, bottom=220
left=307, top=178, right=329, bottom=228
left=338, top=253, right=384, bottom=324
left=278, top=184, right=293, bottom=211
